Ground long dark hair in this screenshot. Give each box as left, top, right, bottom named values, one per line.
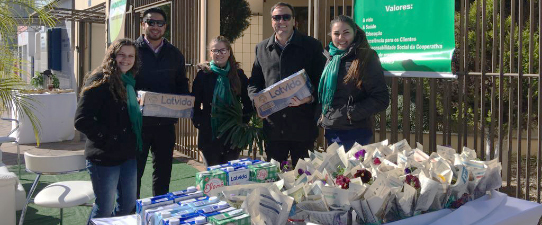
left=330, top=15, right=372, bottom=89
left=209, top=36, right=242, bottom=96
left=80, top=38, right=140, bottom=101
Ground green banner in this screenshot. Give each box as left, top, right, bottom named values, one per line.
left=108, top=0, right=127, bottom=43
left=354, top=0, right=455, bottom=77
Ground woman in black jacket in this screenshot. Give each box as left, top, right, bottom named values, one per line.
left=74, top=38, right=142, bottom=221
left=192, top=36, right=253, bottom=166
left=318, top=15, right=390, bottom=151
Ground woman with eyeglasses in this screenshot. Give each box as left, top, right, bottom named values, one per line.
left=75, top=38, right=141, bottom=222
left=192, top=36, right=253, bottom=166
left=317, top=15, right=389, bottom=151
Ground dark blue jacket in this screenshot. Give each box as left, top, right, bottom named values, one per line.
left=191, top=64, right=253, bottom=150
left=248, top=30, right=326, bottom=141
left=75, top=73, right=137, bottom=166
left=134, top=36, right=190, bottom=127
left=318, top=33, right=390, bottom=130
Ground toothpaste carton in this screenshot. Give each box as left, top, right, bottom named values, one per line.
left=248, top=162, right=278, bottom=183
left=147, top=203, right=193, bottom=225
left=215, top=213, right=251, bottom=225
left=137, top=194, right=175, bottom=225
left=252, top=69, right=313, bottom=118
left=180, top=216, right=208, bottom=225
left=229, top=158, right=254, bottom=167
left=170, top=189, right=204, bottom=203
left=138, top=91, right=194, bottom=118
left=187, top=196, right=221, bottom=209
left=196, top=170, right=228, bottom=196
left=197, top=201, right=230, bottom=218
left=161, top=213, right=202, bottom=225
left=220, top=166, right=250, bottom=186
left=153, top=207, right=195, bottom=225
left=207, top=209, right=245, bottom=224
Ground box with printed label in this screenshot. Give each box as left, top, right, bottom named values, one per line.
left=138, top=91, right=194, bottom=118
left=215, top=213, right=251, bottom=225
left=221, top=166, right=250, bottom=186
left=196, top=170, right=227, bottom=196
left=252, top=69, right=313, bottom=118
left=248, top=163, right=278, bottom=183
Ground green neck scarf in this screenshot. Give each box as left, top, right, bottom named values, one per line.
left=121, top=72, right=143, bottom=152
left=210, top=61, right=233, bottom=139
left=319, top=42, right=347, bottom=116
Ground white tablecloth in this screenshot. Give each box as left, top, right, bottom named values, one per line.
left=10, top=92, right=77, bottom=144
left=91, top=191, right=542, bottom=225
left=386, top=191, right=542, bottom=225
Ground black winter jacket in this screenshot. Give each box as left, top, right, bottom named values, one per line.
left=318, top=35, right=390, bottom=130
left=74, top=73, right=137, bottom=166
left=191, top=64, right=253, bottom=150
left=134, top=36, right=190, bottom=127
left=248, top=30, right=326, bottom=141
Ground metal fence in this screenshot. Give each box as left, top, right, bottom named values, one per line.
left=128, top=0, right=542, bottom=202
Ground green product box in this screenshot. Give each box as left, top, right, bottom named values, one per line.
left=215, top=213, right=251, bottom=225
left=248, top=163, right=278, bottom=183
left=208, top=209, right=245, bottom=224
left=196, top=169, right=228, bottom=196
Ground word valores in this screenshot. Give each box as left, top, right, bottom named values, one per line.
left=385, top=4, right=414, bottom=12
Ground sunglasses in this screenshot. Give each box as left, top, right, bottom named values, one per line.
left=271, top=14, right=292, bottom=21
left=145, top=19, right=166, bottom=27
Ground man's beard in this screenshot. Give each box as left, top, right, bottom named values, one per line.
left=145, top=30, right=163, bottom=41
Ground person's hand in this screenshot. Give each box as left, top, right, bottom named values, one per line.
left=289, top=96, right=312, bottom=107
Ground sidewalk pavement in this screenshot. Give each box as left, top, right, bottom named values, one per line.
left=0, top=117, right=206, bottom=171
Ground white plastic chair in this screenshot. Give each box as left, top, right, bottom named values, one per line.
left=0, top=118, right=21, bottom=176
left=18, top=152, right=95, bottom=225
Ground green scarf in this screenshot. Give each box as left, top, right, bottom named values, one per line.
left=318, top=42, right=346, bottom=116
left=210, top=61, right=233, bottom=139
left=121, top=72, right=143, bottom=152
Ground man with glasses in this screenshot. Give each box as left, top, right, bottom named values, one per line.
left=248, top=2, right=326, bottom=167
left=135, top=7, right=189, bottom=198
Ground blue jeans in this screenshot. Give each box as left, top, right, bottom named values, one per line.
left=324, top=128, right=373, bottom=151
left=86, top=159, right=137, bottom=223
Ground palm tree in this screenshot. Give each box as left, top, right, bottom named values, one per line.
left=0, top=0, right=56, bottom=144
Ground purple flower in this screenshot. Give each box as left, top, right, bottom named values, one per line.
left=305, top=171, right=311, bottom=176
left=404, top=168, right=411, bottom=174
left=335, top=175, right=350, bottom=189
left=298, top=168, right=305, bottom=175
left=354, top=169, right=372, bottom=183
left=281, top=160, right=292, bottom=172
left=405, top=174, right=421, bottom=189
left=354, top=149, right=367, bottom=160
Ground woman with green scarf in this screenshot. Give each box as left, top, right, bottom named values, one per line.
left=192, top=36, right=253, bottom=166
left=75, top=38, right=141, bottom=221
left=317, top=15, right=389, bottom=151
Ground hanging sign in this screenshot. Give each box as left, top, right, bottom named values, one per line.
left=354, top=0, right=456, bottom=78
left=108, top=0, right=127, bottom=43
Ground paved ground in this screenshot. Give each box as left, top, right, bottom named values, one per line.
left=0, top=115, right=206, bottom=171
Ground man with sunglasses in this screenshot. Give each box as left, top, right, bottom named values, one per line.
left=248, top=2, right=326, bottom=167
left=134, top=7, right=189, bottom=198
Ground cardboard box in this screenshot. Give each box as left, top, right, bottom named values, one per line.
left=252, top=69, right=313, bottom=118
left=221, top=166, right=250, bottom=186
left=138, top=91, right=194, bottom=118
left=196, top=170, right=228, bottom=196
left=248, top=163, right=278, bottom=183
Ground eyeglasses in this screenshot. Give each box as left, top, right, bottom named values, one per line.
left=145, top=19, right=166, bottom=27
left=271, top=14, right=292, bottom=21
left=210, top=48, right=229, bottom=55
